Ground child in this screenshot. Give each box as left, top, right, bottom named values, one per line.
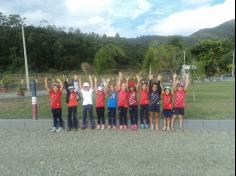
left=161, top=85, right=173, bottom=132
left=106, top=78, right=117, bottom=129
left=128, top=76, right=140, bottom=129
left=149, top=74, right=162, bottom=130
left=64, top=80, right=79, bottom=131
left=44, top=77, right=64, bottom=132
left=78, top=75, right=95, bottom=129
left=117, top=72, right=129, bottom=130
left=94, top=77, right=106, bottom=129
left=171, top=73, right=189, bottom=131
left=139, top=79, right=149, bottom=129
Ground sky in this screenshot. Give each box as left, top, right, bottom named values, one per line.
left=0, top=0, right=235, bottom=37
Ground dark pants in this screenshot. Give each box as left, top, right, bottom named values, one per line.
left=82, top=104, right=94, bottom=127
left=129, top=105, right=138, bottom=125
left=51, top=108, right=63, bottom=128
left=68, top=106, right=78, bottom=129
left=96, top=107, right=105, bottom=125
left=140, top=104, right=149, bottom=125
left=118, top=106, right=128, bottom=126
left=108, top=107, right=116, bottom=127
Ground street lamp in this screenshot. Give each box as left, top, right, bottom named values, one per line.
left=21, top=19, right=30, bottom=91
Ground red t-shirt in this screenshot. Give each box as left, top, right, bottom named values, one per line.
left=140, top=90, right=149, bottom=105
left=49, top=89, right=62, bottom=109
left=68, top=92, right=78, bottom=107
left=128, top=91, right=138, bottom=106
left=96, top=91, right=106, bottom=107
left=173, top=90, right=185, bottom=108
left=118, top=90, right=129, bottom=108
left=162, top=94, right=172, bottom=110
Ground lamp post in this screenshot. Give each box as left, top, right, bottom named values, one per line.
left=21, top=19, right=30, bottom=91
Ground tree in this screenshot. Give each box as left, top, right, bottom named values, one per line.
left=94, top=44, right=126, bottom=74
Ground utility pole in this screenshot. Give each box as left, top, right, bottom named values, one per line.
left=21, top=20, right=30, bottom=91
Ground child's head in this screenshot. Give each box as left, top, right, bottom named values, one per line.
left=128, top=81, right=136, bottom=92
left=83, top=82, right=90, bottom=91
left=177, top=82, right=184, bottom=91
left=52, top=83, right=60, bottom=92
left=97, top=86, right=104, bottom=92
left=68, top=85, right=75, bottom=92
left=109, top=83, right=115, bottom=92
left=141, top=82, right=147, bottom=91
left=152, top=83, right=158, bottom=91
left=164, top=86, right=171, bottom=95
left=121, top=82, right=127, bottom=91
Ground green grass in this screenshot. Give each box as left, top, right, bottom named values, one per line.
left=0, top=81, right=235, bottom=119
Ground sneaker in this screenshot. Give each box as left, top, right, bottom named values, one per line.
left=81, top=124, right=86, bottom=129
left=120, top=125, right=123, bottom=130
left=145, top=124, right=149, bottom=129
left=96, top=125, right=101, bottom=129
left=166, top=127, right=170, bottom=132
left=112, top=126, right=117, bottom=130
left=56, top=127, right=63, bottom=132
left=124, top=125, right=128, bottom=130
left=50, top=127, right=57, bottom=132
left=101, top=125, right=105, bottom=130
left=162, top=127, right=167, bottom=131
left=141, top=124, right=145, bottom=129
left=107, top=125, right=111, bottom=129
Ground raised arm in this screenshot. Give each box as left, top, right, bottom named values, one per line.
left=94, top=76, right=98, bottom=92
left=172, top=73, right=177, bottom=94
left=117, top=72, right=122, bottom=91
left=126, top=76, right=129, bottom=88
left=89, top=75, right=93, bottom=90
left=78, top=75, right=82, bottom=91
left=73, top=74, right=79, bottom=92
left=184, top=73, right=189, bottom=92
left=148, top=73, right=153, bottom=92
left=44, top=77, right=50, bottom=92
left=57, top=78, right=64, bottom=92
left=135, top=73, right=141, bottom=90
left=157, top=74, right=164, bottom=95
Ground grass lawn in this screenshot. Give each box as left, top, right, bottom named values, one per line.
left=0, top=81, right=235, bottom=119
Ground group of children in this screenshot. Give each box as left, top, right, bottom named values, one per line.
left=44, top=72, right=189, bottom=132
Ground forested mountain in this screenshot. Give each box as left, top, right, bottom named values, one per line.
left=0, top=12, right=234, bottom=74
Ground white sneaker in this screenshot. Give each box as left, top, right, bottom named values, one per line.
left=56, top=127, right=63, bottom=132
left=50, top=127, right=57, bottom=132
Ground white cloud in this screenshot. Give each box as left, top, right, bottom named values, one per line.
left=132, top=0, right=152, bottom=19
left=181, top=0, right=213, bottom=5
left=149, top=0, right=235, bottom=36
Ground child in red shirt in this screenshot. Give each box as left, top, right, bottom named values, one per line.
left=171, top=73, right=189, bottom=131
left=94, top=77, right=106, bottom=129
left=128, top=80, right=139, bottom=129
left=45, top=77, right=64, bottom=132
left=117, top=72, right=129, bottom=130
left=64, top=79, right=80, bottom=131
left=161, top=85, right=172, bottom=132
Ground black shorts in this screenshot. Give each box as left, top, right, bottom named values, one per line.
left=162, top=109, right=172, bottom=118
left=172, top=107, right=184, bottom=116
left=149, top=105, right=160, bottom=112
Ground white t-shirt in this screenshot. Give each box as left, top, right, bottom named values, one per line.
left=81, top=89, right=93, bottom=105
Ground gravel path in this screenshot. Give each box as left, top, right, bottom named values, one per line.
left=0, top=129, right=234, bottom=176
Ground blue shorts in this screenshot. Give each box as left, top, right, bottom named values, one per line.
left=149, top=105, right=160, bottom=112
left=162, top=109, right=172, bottom=118
left=172, top=107, right=184, bottom=116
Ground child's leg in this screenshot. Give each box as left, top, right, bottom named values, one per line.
left=112, top=108, right=116, bottom=128
left=82, top=105, right=87, bottom=127
left=129, top=106, right=134, bottom=126
left=145, top=105, right=149, bottom=126
left=101, top=107, right=105, bottom=126
left=88, top=105, right=94, bottom=128
left=171, top=114, right=176, bottom=129
left=155, top=112, right=159, bottom=130
left=134, top=105, right=138, bottom=126
left=118, top=107, right=123, bottom=128
left=162, top=117, right=167, bottom=131
left=179, top=115, right=183, bottom=129
left=166, top=117, right=171, bottom=131
left=123, top=107, right=128, bottom=126
left=96, top=107, right=101, bottom=126
left=68, top=107, right=72, bottom=129
left=149, top=112, right=153, bottom=129
left=57, top=108, right=63, bottom=128
left=73, top=106, right=78, bottom=129
left=140, top=105, right=144, bottom=125
left=51, top=109, right=57, bottom=128
left=108, top=108, right=112, bottom=127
